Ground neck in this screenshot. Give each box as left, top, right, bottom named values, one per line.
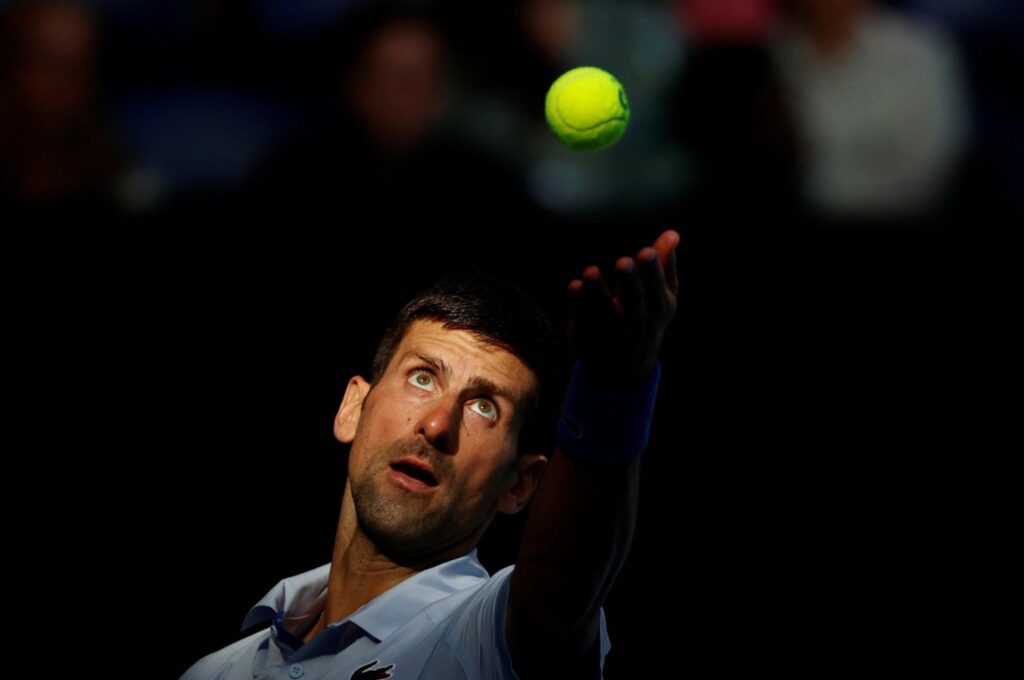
left=304, top=488, right=481, bottom=642
left=302, top=493, right=414, bottom=641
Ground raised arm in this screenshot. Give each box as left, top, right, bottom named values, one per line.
left=508, top=230, right=679, bottom=678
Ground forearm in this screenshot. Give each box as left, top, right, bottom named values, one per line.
left=509, top=453, right=639, bottom=666
left=506, top=230, right=677, bottom=675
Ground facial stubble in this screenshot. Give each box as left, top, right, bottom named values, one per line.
left=349, top=439, right=513, bottom=560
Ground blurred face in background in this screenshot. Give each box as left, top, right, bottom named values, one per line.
left=784, top=0, right=866, bottom=52
left=517, top=0, right=581, bottom=63
left=3, top=3, right=98, bottom=136
left=346, top=19, right=450, bottom=153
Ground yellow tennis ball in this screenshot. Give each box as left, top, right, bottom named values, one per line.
left=545, top=66, right=630, bottom=151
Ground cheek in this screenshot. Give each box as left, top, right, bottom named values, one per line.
left=357, top=396, right=407, bottom=440
left=346, top=438, right=372, bottom=479
left=347, top=415, right=391, bottom=472
left=468, top=457, right=517, bottom=500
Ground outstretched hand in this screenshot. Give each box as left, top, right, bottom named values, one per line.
left=567, top=229, right=679, bottom=386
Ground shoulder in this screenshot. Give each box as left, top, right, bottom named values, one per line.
left=427, top=564, right=516, bottom=649
left=862, top=7, right=959, bottom=65
left=428, top=565, right=612, bottom=679
left=410, top=565, right=518, bottom=680
left=179, top=629, right=268, bottom=680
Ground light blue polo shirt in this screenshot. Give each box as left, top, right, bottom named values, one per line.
left=181, top=550, right=610, bottom=679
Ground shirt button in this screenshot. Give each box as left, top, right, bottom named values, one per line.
left=288, top=663, right=304, bottom=679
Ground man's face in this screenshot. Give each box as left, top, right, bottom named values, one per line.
left=335, top=320, right=543, bottom=563
left=347, top=20, right=449, bottom=152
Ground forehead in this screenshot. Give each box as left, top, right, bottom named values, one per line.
left=388, top=320, right=537, bottom=400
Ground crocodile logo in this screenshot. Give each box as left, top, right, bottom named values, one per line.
left=350, top=660, right=395, bottom=679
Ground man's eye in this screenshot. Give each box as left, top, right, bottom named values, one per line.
left=469, top=400, right=498, bottom=421
left=408, top=370, right=435, bottom=391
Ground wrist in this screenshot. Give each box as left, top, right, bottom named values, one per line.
left=556, top=360, right=661, bottom=464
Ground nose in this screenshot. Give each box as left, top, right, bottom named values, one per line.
left=415, top=397, right=461, bottom=453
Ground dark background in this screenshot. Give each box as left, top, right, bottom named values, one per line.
left=4, top=0, right=1019, bottom=676
left=10, top=224, right=1016, bottom=677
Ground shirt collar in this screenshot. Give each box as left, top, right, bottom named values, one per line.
left=240, top=550, right=489, bottom=642
left=241, top=563, right=330, bottom=634
left=348, top=550, right=489, bottom=642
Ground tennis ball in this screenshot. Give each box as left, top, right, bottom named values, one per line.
left=545, top=66, right=630, bottom=151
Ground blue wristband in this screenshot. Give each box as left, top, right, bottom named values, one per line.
left=556, top=361, right=661, bottom=464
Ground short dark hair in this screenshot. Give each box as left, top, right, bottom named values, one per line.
left=371, top=273, right=559, bottom=455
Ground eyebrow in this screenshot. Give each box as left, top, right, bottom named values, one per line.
left=467, top=376, right=516, bottom=406
left=403, top=351, right=517, bottom=405
left=410, top=352, right=452, bottom=379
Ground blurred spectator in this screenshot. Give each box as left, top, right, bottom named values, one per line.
left=252, top=1, right=532, bottom=269
left=90, top=1, right=305, bottom=201
left=668, top=0, right=802, bottom=225
left=342, top=7, right=450, bottom=154
left=905, top=0, right=1023, bottom=221
left=676, top=0, right=779, bottom=45
left=773, top=0, right=970, bottom=222
left=0, top=0, right=159, bottom=217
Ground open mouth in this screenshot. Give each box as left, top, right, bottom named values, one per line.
left=389, top=461, right=439, bottom=487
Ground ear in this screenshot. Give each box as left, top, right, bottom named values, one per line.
left=334, top=376, right=371, bottom=444
left=497, top=453, right=548, bottom=515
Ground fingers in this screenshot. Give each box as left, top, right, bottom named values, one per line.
left=636, top=247, right=668, bottom=321
left=581, top=266, right=617, bottom=327
left=613, top=256, right=644, bottom=324
left=567, top=266, right=617, bottom=340
left=654, top=230, right=680, bottom=297
left=566, top=231, right=679, bottom=375
left=570, top=230, right=678, bottom=327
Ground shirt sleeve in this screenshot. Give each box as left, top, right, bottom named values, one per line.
left=436, top=565, right=611, bottom=680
